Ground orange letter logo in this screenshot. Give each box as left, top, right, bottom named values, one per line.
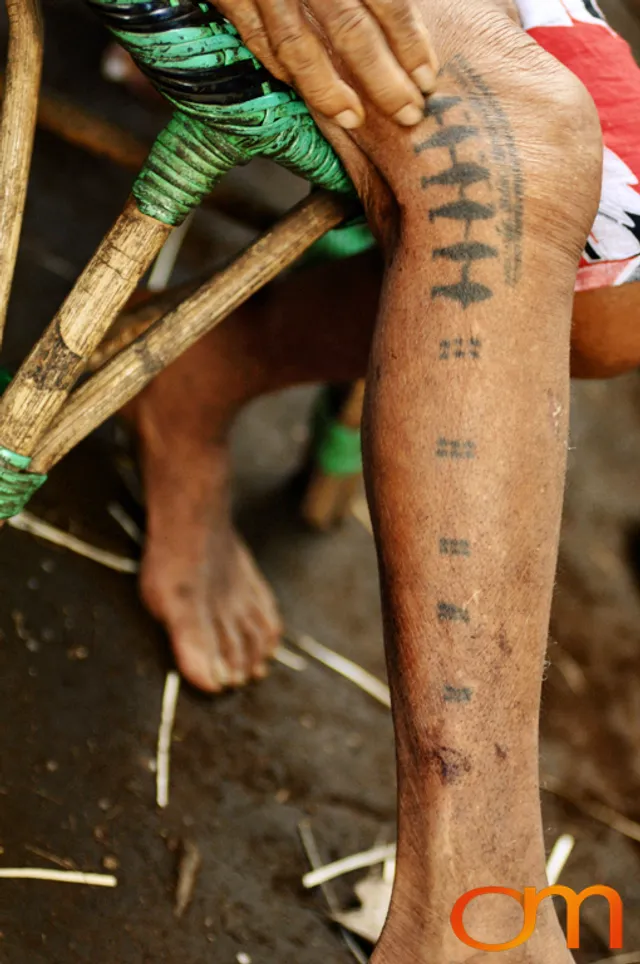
left=451, top=885, right=624, bottom=952
left=450, top=887, right=533, bottom=953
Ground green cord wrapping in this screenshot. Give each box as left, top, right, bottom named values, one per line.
left=88, top=0, right=355, bottom=225
left=314, top=389, right=363, bottom=477
left=0, top=369, right=47, bottom=520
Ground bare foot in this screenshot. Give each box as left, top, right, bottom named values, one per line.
left=131, top=390, right=282, bottom=693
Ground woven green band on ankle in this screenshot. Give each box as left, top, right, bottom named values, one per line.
left=0, top=371, right=48, bottom=519
left=314, top=392, right=363, bottom=477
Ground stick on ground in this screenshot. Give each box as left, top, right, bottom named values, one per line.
left=0, top=868, right=116, bottom=886
left=156, top=671, right=181, bottom=809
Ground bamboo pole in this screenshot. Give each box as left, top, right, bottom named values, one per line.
left=32, top=192, right=351, bottom=473
left=0, top=0, right=44, bottom=345
left=0, top=198, right=170, bottom=456
left=87, top=279, right=201, bottom=373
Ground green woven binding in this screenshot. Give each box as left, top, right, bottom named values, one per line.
left=314, top=389, right=363, bottom=477
left=0, top=369, right=47, bottom=519
left=88, top=0, right=354, bottom=225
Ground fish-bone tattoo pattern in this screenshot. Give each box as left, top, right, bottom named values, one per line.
left=419, top=60, right=524, bottom=307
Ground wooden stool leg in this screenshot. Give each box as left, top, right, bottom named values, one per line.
left=0, top=0, right=43, bottom=344
left=302, top=381, right=365, bottom=531
left=31, top=192, right=350, bottom=474
left=0, top=198, right=170, bottom=458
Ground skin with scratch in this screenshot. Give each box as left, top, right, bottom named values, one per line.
left=209, top=0, right=438, bottom=128
left=131, top=0, right=640, bottom=957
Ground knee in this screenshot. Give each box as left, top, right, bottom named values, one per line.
left=344, top=15, right=603, bottom=265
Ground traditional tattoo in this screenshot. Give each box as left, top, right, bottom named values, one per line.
left=426, top=745, right=472, bottom=784
left=439, top=337, right=482, bottom=360
left=436, top=438, right=476, bottom=459
left=440, top=538, right=471, bottom=557
left=438, top=602, right=470, bottom=623
left=419, top=61, right=524, bottom=307
left=444, top=685, right=473, bottom=702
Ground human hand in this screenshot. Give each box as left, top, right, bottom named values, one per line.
left=210, top=0, right=438, bottom=129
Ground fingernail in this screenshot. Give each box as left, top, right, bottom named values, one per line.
left=412, top=65, right=437, bottom=94
left=334, top=108, right=363, bottom=129
left=394, top=103, right=424, bottom=127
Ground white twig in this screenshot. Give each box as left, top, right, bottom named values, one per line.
left=274, top=644, right=308, bottom=672
left=545, top=834, right=575, bottom=886
left=147, top=213, right=193, bottom=291
left=293, top=634, right=390, bottom=708
left=298, top=821, right=368, bottom=964
left=303, top=843, right=397, bottom=890
left=8, top=511, right=138, bottom=574
left=108, top=502, right=143, bottom=546
left=0, top=868, right=116, bottom=887
left=156, top=671, right=181, bottom=809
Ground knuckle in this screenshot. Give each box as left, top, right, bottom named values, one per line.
left=275, top=32, right=319, bottom=72
left=328, top=7, right=371, bottom=51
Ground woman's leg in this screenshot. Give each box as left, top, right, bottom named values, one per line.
left=317, top=1, right=603, bottom=959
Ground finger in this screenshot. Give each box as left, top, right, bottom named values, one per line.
left=213, top=0, right=288, bottom=82
left=309, top=0, right=425, bottom=126
left=254, top=0, right=366, bottom=128
left=362, top=0, right=439, bottom=94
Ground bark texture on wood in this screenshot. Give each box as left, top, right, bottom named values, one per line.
left=33, top=192, right=352, bottom=472
left=0, top=0, right=44, bottom=344
left=0, top=198, right=170, bottom=454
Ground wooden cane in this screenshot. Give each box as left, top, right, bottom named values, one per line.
left=0, top=0, right=43, bottom=345
left=32, top=193, right=352, bottom=474
left=302, top=381, right=366, bottom=531
left=0, top=198, right=171, bottom=457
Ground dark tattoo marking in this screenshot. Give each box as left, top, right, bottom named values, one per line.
left=429, top=198, right=495, bottom=224
left=439, top=337, right=482, bottom=360
left=447, top=57, right=524, bottom=286
left=440, top=538, right=471, bottom=556
left=427, top=745, right=472, bottom=784
left=419, top=64, right=524, bottom=306
left=423, top=161, right=490, bottom=189
left=497, top=627, right=512, bottom=656
left=416, top=125, right=479, bottom=154
left=436, top=438, right=476, bottom=459
left=434, top=241, right=497, bottom=263
left=444, top=685, right=473, bottom=702
left=438, top=602, right=470, bottom=623
left=495, top=743, right=508, bottom=760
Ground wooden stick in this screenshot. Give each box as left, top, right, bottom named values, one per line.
left=32, top=192, right=351, bottom=473
left=302, top=380, right=365, bottom=531
left=0, top=73, right=149, bottom=171
left=0, top=0, right=44, bottom=345
left=87, top=280, right=201, bottom=373
left=0, top=198, right=170, bottom=458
